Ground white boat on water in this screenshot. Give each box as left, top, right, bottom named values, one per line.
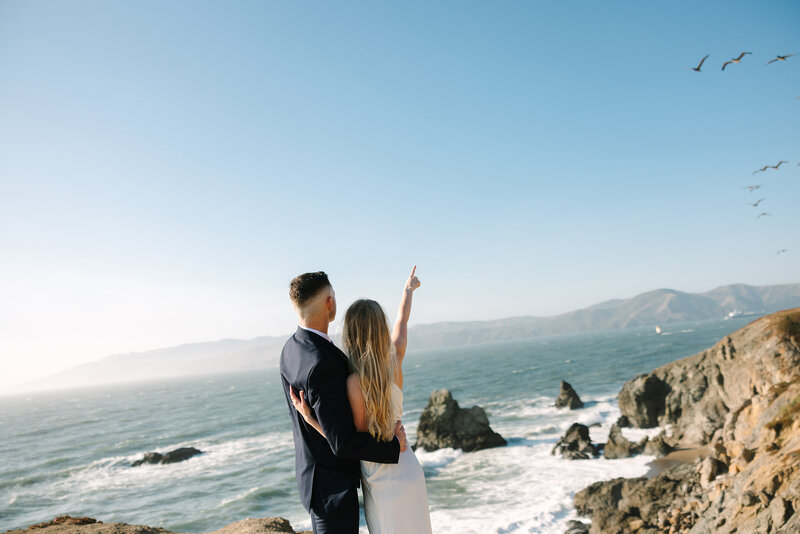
left=655, top=326, right=662, bottom=335
left=726, top=309, right=762, bottom=320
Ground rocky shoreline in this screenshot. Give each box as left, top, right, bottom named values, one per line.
left=568, top=308, right=800, bottom=533
left=4, top=517, right=310, bottom=534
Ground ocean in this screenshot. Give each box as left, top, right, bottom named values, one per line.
left=0, top=316, right=756, bottom=534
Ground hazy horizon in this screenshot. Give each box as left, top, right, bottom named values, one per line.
left=5, top=280, right=798, bottom=393
left=2, top=2, right=798, bottom=388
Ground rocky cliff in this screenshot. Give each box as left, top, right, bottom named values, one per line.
left=574, top=308, right=800, bottom=533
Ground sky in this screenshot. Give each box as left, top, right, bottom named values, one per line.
left=1, top=1, right=798, bottom=388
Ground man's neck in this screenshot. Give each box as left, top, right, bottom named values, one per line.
left=299, top=318, right=329, bottom=335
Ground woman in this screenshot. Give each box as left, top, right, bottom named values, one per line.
left=290, top=266, right=432, bottom=534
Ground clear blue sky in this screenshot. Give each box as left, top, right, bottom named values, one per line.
left=1, top=1, right=798, bottom=386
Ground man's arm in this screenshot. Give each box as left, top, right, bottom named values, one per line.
left=307, top=358, right=401, bottom=464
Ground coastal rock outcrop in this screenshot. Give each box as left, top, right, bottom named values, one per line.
left=642, top=430, right=675, bottom=458
left=573, top=308, right=800, bottom=533
left=6, top=517, right=307, bottom=534
left=554, top=380, right=584, bottom=409
left=131, top=447, right=204, bottom=467
left=603, top=424, right=647, bottom=459
left=574, top=463, right=700, bottom=534
left=415, top=389, right=506, bottom=452
left=551, top=423, right=599, bottom=460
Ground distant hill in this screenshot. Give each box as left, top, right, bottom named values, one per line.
left=23, top=283, right=800, bottom=392
left=407, top=283, right=800, bottom=348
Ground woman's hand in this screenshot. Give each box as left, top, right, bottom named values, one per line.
left=290, top=387, right=315, bottom=422
left=404, top=265, right=421, bottom=293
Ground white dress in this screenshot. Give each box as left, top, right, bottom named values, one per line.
left=360, top=383, right=433, bottom=534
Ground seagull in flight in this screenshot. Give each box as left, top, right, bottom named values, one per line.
left=770, top=161, right=789, bottom=170
left=767, top=54, right=795, bottom=64
left=757, top=212, right=772, bottom=219
left=744, top=185, right=762, bottom=192
left=749, top=198, right=765, bottom=207
left=722, top=52, right=751, bottom=70
left=753, top=165, right=769, bottom=174
left=777, top=249, right=788, bottom=255
left=687, top=55, right=709, bottom=72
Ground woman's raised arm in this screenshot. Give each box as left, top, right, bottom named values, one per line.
left=391, top=266, right=421, bottom=388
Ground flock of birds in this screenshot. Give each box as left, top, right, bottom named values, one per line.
left=743, top=157, right=795, bottom=254
left=686, top=51, right=796, bottom=256
left=687, top=52, right=794, bottom=72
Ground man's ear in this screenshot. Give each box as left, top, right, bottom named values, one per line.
left=326, top=295, right=333, bottom=310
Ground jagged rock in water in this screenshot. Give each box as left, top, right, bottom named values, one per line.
left=551, top=423, right=599, bottom=460
left=563, top=519, right=589, bottom=534
left=132, top=447, right=203, bottom=467
left=642, top=430, right=675, bottom=457
left=160, top=447, right=203, bottom=464
left=131, top=452, right=163, bottom=467
left=603, top=424, right=646, bottom=459
left=554, top=380, right=584, bottom=409
left=415, top=389, right=506, bottom=452
left=615, top=414, right=631, bottom=428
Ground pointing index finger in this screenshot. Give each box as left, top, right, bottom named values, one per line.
left=411, top=265, right=416, bottom=277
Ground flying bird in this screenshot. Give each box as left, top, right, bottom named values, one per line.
left=757, top=212, right=772, bottom=219
left=767, top=54, right=795, bottom=64
left=687, top=55, right=709, bottom=72
left=744, top=185, right=762, bottom=192
left=753, top=165, right=769, bottom=174
left=770, top=161, right=789, bottom=169
left=722, top=52, right=751, bottom=70
left=749, top=198, right=765, bottom=207
left=777, top=249, right=788, bottom=255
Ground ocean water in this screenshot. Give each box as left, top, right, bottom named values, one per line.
left=0, top=316, right=756, bottom=534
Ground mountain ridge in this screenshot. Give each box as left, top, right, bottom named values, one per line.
left=17, top=282, right=800, bottom=393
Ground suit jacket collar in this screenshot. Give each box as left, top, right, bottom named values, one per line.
left=296, top=327, right=351, bottom=368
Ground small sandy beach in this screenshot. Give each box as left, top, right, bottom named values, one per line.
left=646, top=446, right=711, bottom=478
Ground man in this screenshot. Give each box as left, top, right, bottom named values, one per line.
left=279, top=271, right=407, bottom=533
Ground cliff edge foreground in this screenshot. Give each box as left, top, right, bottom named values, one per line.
left=3, top=517, right=310, bottom=534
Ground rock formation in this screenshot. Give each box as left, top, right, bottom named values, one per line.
left=603, top=424, right=647, bottom=459
left=555, top=380, right=584, bottom=409
left=131, top=447, right=203, bottom=467
left=5, top=517, right=308, bottom=534
left=551, top=423, right=599, bottom=460
left=573, top=308, right=800, bottom=533
left=415, top=389, right=506, bottom=452
left=642, top=430, right=675, bottom=458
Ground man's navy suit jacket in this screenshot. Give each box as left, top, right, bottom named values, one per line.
left=280, top=327, right=400, bottom=513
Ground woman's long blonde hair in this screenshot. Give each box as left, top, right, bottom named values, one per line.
left=342, top=299, right=396, bottom=442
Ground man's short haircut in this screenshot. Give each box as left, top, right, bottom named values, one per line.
left=289, top=271, right=331, bottom=307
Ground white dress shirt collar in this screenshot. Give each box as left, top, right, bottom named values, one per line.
left=299, top=325, right=332, bottom=342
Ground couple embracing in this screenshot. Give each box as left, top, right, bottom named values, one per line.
left=279, top=268, right=433, bottom=534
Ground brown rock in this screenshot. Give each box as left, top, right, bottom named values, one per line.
left=6, top=517, right=302, bottom=534
left=415, top=389, right=506, bottom=452
left=551, top=423, right=599, bottom=460
left=555, top=380, right=584, bottom=410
